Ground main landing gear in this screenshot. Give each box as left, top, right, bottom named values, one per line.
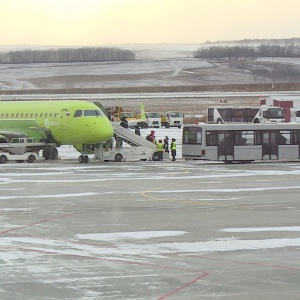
left=42, top=148, right=59, bottom=160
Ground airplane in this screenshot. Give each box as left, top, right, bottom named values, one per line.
left=0, top=100, right=114, bottom=163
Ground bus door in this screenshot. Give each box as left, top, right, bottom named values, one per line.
left=218, top=131, right=234, bottom=161
left=262, top=131, right=278, bottom=160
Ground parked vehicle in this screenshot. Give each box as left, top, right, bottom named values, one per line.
left=182, top=123, right=300, bottom=163
left=207, top=105, right=285, bottom=124
left=145, top=112, right=161, bottom=128
left=161, top=111, right=184, bottom=128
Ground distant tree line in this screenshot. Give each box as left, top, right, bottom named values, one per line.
left=0, top=47, right=135, bottom=64
left=203, top=37, right=300, bottom=47
left=194, top=44, right=300, bottom=59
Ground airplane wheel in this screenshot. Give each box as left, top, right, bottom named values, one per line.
left=83, top=155, right=89, bottom=163
left=27, top=155, right=36, bottom=163
left=79, top=155, right=84, bottom=163
left=50, top=148, right=58, bottom=160
left=0, top=155, right=7, bottom=164
left=43, top=149, right=51, bottom=160
left=114, top=153, right=123, bottom=162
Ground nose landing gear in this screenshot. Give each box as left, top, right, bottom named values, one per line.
left=79, top=145, right=90, bottom=163
left=79, top=154, right=89, bottom=163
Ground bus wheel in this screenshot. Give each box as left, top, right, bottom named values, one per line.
left=217, top=118, right=223, bottom=124
left=254, top=119, right=260, bottom=123
left=224, top=160, right=233, bottom=164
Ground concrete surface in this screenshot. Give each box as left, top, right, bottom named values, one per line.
left=1, top=156, right=300, bottom=300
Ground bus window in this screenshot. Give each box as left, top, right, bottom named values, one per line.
left=206, top=131, right=218, bottom=146
left=278, top=130, right=291, bottom=145
left=291, top=130, right=299, bottom=145
left=183, top=126, right=202, bottom=144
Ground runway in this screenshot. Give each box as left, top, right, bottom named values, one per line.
left=1, top=157, right=300, bottom=299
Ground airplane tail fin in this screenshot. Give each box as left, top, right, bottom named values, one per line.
left=140, top=102, right=146, bottom=121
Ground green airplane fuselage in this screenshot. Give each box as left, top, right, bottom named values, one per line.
left=0, top=100, right=114, bottom=145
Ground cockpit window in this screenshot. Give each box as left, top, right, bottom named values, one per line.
left=84, top=109, right=105, bottom=117
left=84, top=110, right=96, bottom=116
left=74, top=110, right=83, bottom=117
left=96, top=109, right=105, bottom=116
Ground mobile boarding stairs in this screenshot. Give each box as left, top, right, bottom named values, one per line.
left=94, top=124, right=159, bottom=162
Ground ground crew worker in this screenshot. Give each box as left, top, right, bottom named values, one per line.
left=170, top=138, right=176, bottom=161
left=156, top=139, right=164, bottom=161
left=163, top=136, right=169, bottom=153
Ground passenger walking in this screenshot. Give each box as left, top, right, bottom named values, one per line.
left=156, top=139, right=164, bottom=161
left=163, top=136, right=169, bottom=153
left=170, top=138, right=176, bottom=161
left=146, top=130, right=157, bottom=144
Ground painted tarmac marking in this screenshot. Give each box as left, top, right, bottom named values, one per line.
left=0, top=213, right=76, bottom=235
left=158, top=272, right=210, bottom=300
left=141, top=186, right=233, bottom=207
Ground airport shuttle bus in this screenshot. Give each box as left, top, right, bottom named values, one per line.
left=207, top=105, right=285, bottom=124
left=182, top=123, right=300, bottom=163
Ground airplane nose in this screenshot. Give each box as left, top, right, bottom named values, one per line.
left=96, top=118, right=114, bottom=142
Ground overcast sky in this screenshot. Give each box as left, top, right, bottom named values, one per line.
left=1, top=0, right=299, bottom=46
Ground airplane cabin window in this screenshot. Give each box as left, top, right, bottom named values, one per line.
left=30, top=113, right=33, bottom=117
left=40, top=113, right=43, bottom=117
left=74, top=110, right=83, bottom=117
left=16, top=113, right=19, bottom=117
left=54, top=113, right=57, bottom=117
left=25, top=113, right=28, bottom=117
left=12, top=113, right=14, bottom=117
left=45, top=113, right=48, bottom=117
left=50, top=113, right=52, bottom=117
left=35, top=113, right=38, bottom=117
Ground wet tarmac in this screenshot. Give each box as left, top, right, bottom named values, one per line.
left=1, top=156, right=300, bottom=300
